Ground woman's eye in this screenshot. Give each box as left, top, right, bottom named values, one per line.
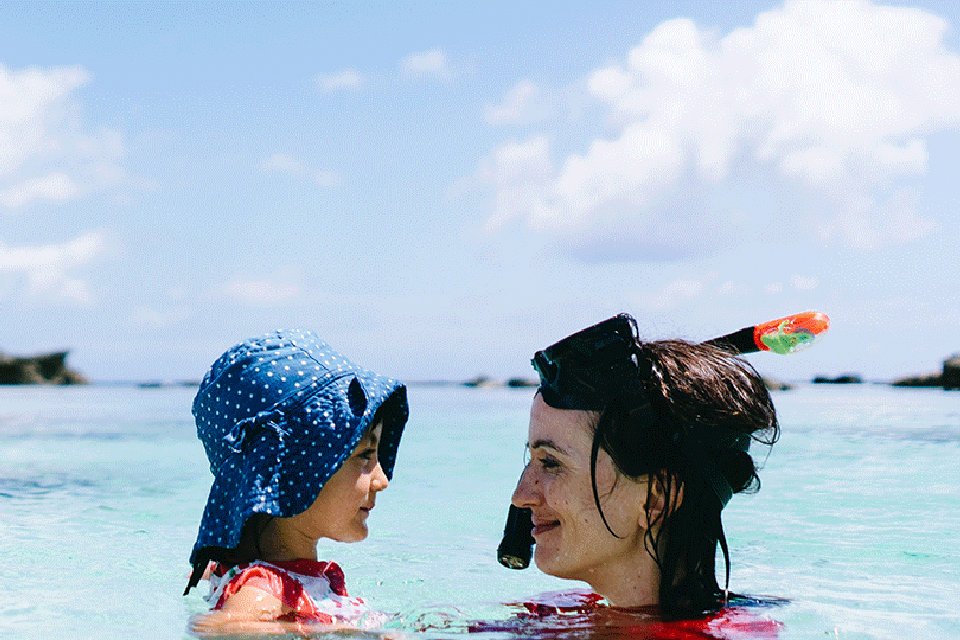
left=357, top=448, right=377, bottom=461
left=539, top=456, right=561, bottom=471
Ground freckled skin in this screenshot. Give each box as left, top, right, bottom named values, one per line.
left=511, top=396, right=662, bottom=607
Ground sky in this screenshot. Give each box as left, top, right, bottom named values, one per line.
left=2, top=0, right=959, bottom=383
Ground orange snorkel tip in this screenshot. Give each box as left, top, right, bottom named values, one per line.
left=752, top=311, right=831, bottom=355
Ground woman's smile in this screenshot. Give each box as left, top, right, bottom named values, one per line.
left=531, top=515, right=560, bottom=537
left=511, top=395, right=648, bottom=587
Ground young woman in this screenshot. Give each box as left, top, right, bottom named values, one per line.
left=184, top=329, right=408, bottom=634
left=511, top=314, right=780, bottom=620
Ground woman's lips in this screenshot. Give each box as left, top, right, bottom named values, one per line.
left=532, top=521, right=560, bottom=537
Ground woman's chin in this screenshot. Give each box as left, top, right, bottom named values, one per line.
left=533, top=547, right=568, bottom=578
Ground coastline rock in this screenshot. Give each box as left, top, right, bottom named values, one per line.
left=463, top=375, right=499, bottom=388
left=762, top=377, right=794, bottom=391
left=506, top=377, right=538, bottom=388
left=944, top=355, right=960, bottom=390
left=812, top=374, right=863, bottom=384
left=891, top=354, right=960, bottom=390
left=0, top=351, right=87, bottom=385
left=891, top=373, right=942, bottom=388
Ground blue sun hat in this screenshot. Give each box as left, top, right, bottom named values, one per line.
left=185, top=329, right=408, bottom=593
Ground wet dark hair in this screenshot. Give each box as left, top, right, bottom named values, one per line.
left=589, top=339, right=779, bottom=618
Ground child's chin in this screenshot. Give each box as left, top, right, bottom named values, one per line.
left=334, top=525, right=369, bottom=543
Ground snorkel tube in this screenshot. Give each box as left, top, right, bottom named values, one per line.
left=497, top=310, right=830, bottom=570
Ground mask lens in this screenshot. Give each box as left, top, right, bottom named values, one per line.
left=532, top=351, right=558, bottom=385
left=532, top=314, right=640, bottom=410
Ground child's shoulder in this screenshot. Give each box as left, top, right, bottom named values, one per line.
left=207, top=560, right=372, bottom=625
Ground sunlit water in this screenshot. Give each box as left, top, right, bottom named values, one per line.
left=1, top=384, right=958, bottom=639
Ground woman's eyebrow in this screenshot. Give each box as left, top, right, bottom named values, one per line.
left=530, top=439, right=569, bottom=456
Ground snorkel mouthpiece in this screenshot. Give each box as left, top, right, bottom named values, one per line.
left=497, top=505, right=535, bottom=569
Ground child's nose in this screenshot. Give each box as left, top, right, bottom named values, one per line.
left=371, top=462, right=389, bottom=492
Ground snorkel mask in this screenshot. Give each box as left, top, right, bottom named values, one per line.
left=498, top=311, right=830, bottom=570
left=533, top=313, right=641, bottom=411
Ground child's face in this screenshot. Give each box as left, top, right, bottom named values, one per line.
left=290, top=422, right=388, bottom=543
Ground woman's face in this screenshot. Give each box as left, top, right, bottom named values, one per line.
left=290, top=422, right=388, bottom=543
left=512, top=395, right=650, bottom=586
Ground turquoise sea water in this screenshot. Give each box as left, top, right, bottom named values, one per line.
left=1, top=384, right=958, bottom=639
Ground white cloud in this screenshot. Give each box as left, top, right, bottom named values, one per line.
left=791, top=275, right=819, bottom=291
left=0, top=64, right=125, bottom=210
left=224, top=275, right=301, bottom=305
left=638, top=278, right=705, bottom=311
left=475, top=0, right=960, bottom=257
left=259, top=153, right=342, bottom=188
left=475, top=137, right=554, bottom=230
left=260, top=153, right=305, bottom=174
left=485, top=80, right=545, bottom=125
left=0, top=173, right=80, bottom=208
left=0, top=231, right=105, bottom=302
left=315, top=69, right=364, bottom=92
left=401, top=49, right=451, bottom=79
left=715, top=280, right=750, bottom=297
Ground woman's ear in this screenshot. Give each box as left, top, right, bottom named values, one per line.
left=641, top=472, right=683, bottom=529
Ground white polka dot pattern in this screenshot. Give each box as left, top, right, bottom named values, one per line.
left=188, top=329, right=408, bottom=566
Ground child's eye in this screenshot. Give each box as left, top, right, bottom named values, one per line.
left=357, top=447, right=377, bottom=461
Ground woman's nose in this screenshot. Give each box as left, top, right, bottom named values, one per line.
left=371, top=462, right=389, bottom=492
left=511, top=466, right=540, bottom=508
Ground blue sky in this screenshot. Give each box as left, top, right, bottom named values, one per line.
left=2, top=0, right=959, bottom=383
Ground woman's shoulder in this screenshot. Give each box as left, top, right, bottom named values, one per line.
left=475, top=590, right=783, bottom=640
left=513, top=588, right=607, bottom=615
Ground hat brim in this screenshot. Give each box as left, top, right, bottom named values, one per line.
left=189, top=372, right=407, bottom=566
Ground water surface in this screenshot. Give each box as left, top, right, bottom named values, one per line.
left=0, top=384, right=957, bottom=639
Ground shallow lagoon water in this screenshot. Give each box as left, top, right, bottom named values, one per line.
left=1, top=384, right=958, bottom=639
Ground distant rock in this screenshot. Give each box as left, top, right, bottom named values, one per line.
left=812, top=374, right=863, bottom=384
left=0, top=351, right=87, bottom=385
left=463, top=375, right=499, bottom=388
left=944, top=355, right=960, bottom=390
left=137, top=380, right=201, bottom=389
left=762, top=377, right=794, bottom=391
left=891, top=373, right=942, bottom=388
left=506, top=377, right=538, bottom=388
left=895, top=354, right=960, bottom=390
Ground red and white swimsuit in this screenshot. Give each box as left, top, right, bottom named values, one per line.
left=205, top=559, right=385, bottom=627
left=474, top=590, right=782, bottom=640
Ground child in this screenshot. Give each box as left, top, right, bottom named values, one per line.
left=184, top=329, right=408, bottom=633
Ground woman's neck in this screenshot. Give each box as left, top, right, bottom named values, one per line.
left=583, top=548, right=661, bottom=608
left=257, top=518, right=319, bottom=562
